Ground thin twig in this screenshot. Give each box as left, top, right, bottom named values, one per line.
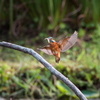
left=0, top=41, right=87, bottom=100
left=66, top=4, right=82, bottom=17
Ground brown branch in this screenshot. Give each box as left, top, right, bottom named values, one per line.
left=66, top=4, right=82, bottom=17
left=0, top=41, right=87, bottom=100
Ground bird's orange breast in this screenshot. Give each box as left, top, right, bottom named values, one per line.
left=50, top=42, right=60, bottom=56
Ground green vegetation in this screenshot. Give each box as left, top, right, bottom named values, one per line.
left=0, top=34, right=100, bottom=99
left=0, top=0, right=100, bottom=99
left=1, top=0, right=100, bottom=39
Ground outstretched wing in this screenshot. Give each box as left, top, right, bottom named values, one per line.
left=37, top=45, right=53, bottom=55
left=57, top=31, right=78, bottom=52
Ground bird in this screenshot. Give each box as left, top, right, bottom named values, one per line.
left=37, top=31, right=78, bottom=63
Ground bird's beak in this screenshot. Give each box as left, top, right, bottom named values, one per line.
left=45, top=38, right=48, bottom=40
left=45, top=38, right=49, bottom=43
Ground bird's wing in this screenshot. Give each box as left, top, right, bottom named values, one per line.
left=37, top=45, right=53, bottom=55
left=57, top=31, right=78, bottom=52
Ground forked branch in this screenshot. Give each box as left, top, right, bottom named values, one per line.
left=0, top=41, right=87, bottom=100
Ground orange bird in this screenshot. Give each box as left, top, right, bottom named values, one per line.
left=38, top=31, right=78, bottom=63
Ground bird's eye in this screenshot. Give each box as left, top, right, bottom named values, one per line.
left=50, top=39, right=54, bottom=42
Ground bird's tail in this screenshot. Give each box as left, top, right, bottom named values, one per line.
left=55, top=56, right=60, bottom=63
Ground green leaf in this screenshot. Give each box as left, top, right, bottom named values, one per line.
left=59, top=23, right=66, bottom=29
left=82, top=90, right=99, bottom=98
left=78, top=28, right=85, bottom=38
left=56, top=81, right=75, bottom=97
left=48, top=24, right=54, bottom=30
left=77, top=50, right=85, bottom=62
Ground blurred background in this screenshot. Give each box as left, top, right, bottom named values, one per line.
left=0, top=0, right=100, bottom=100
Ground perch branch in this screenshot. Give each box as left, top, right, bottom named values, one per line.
left=0, top=41, right=87, bottom=100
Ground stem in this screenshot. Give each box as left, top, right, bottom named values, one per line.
left=9, top=0, right=13, bottom=36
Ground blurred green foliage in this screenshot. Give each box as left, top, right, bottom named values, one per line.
left=0, top=34, right=100, bottom=99
left=0, top=0, right=100, bottom=39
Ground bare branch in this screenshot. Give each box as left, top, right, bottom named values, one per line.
left=0, top=41, right=87, bottom=100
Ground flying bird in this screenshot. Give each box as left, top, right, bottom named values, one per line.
left=38, top=31, right=78, bottom=63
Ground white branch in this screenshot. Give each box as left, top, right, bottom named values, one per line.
left=0, top=41, right=87, bottom=100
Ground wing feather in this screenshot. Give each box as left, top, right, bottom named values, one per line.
left=58, top=31, right=78, bottom=52
left=37, top=45, right=53, bottom=55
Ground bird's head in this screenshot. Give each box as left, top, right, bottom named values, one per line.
left=45, top=37, right=55, bottom=43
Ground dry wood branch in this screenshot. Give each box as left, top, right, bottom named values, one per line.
left=0, top=41, right=87, bottom=100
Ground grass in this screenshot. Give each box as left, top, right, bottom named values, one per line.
left=0, top=37, right=100, bottom=99
left=0, top=24, right=100, bottom=99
